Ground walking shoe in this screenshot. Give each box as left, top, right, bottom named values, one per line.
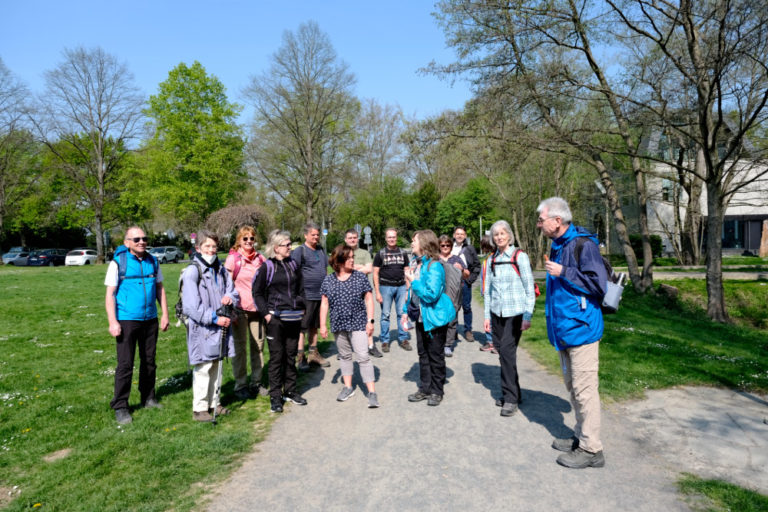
left=209, top=405, right=231, bottom=416
left=115, top=408, right=132, bottom=424
left=495, top=398, right=503, bottom=407
left=307, top=349, right=330, bottom=367
left=490, top=345, right=498, bottom=354
left=250, top=383, right=269, bottom=397
left=367, top=392, right=379, bottom=408
left=464, top=331, right=475, bottom=342
left=270, top=398, right=283, bottom=413
left=480, top=343, right=495, bottom=352
left=444, top=346, right=453, bottom=357
left=297, top=351, right=310, bottom=372
left=500, top=402, right=518, bottom=417
left=408, top=390, right=429, bottom=402
left=193, top=410, right=214, bottom=422
left=556, top=447, right=605, bottom=469
left=283, top=392, right=308, bottom=405
left=381, top=343, right=390, bottom=353
left=336, top=386, right=356, bottom=402
left=369, top=344, right=383, bottom=358
left=552, top=436, right=579, bottom=452
left=400, top=340, right=413, bottom=351
left=427, top=394, right=443, bottom=406
left=143, top=398, right=162, bottom=409
left=234, top=387, right=252, bottom=400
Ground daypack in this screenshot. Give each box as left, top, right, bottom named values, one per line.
left=440, top=260, right=463, bottom=312
left=175, top=260, right=204, bottom=327
left=228, top=249, right=266, bottom=282
left=573, top=237, right=624, bottom=314
left=490, top=249, right=541, bottom=297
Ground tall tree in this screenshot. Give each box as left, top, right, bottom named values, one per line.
left=33, top=47, right=144, bottom=262
left=353, top=99, right=408, bottom=185
left=244, top=21, right=359, bottom=223
left=144, top=61, right=245, bottom=228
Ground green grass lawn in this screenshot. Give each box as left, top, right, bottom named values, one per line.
left=0, top=263, right=280, bottom=511
left=678, top=473, right=768, bottom=512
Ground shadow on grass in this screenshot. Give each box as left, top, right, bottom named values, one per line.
left=156, top=370, right=192, bottom=399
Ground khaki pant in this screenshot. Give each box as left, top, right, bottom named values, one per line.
left=192, top=361, right=220, bottom=412
left=559, top=341, right=602, bottom=453
left=231, top=310, right=265, bottom=391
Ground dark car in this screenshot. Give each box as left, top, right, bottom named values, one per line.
left=27, top=248, right=68, bottom=267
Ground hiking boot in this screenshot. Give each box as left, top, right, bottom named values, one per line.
left=297, top=351, right=310, bottom=372
left=307, top=349, right=330, bottom=367
left=283, top=392, right=307, bottom=405
left=408, top=390, right=429, bottom=402
left=500, top=402, right=518, bottom=417
left=270, top=398, right=283, bottom=413
left=400, top=340, right=413, bottom=351
left=444, top=346, right=453, bottom=357
left=234, top=387, right=252, bottom=400
left=336, top=386, right=356, bottom=402
left=209, top=405, right=231, bottom=416
left=143, top=398, right=162, bottom=409
left=556, top=447, right=605, bottom=469
left=368, top=392, right=379, bottom=408
left=480, top=343, right=495, bottom=352
left=427, top=394, right=443, bottom=406
left=115, top=408, right=132, bottom=424
left=193, top=410, right=214, bottom=422
left=552, top=436, right=579, bottom=452
left=464, top=331, right=475, bottom=342
left=369, top=345, right=383, bottom=358
left=381, top=343, right=390, bottom=353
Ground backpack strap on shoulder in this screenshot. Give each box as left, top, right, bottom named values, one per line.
left=117, top=252, right=128, bottom=286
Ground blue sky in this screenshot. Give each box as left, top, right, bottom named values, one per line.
left=1, top=1, right=473, bottom=122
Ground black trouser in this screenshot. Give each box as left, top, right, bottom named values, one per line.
left=491, top=313, right=522, bottom=405
left=415, top=322, right=448, bottom=396
left=111, top=318, right=158, bottom=410
left=265, top=316, right=301, bottom=399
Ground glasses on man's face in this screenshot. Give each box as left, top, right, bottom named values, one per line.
left=536, top=216, right=556, bottom=225
left=129, top=237, right=148, bottom=243
left=242, top=236, right=255, bottom=242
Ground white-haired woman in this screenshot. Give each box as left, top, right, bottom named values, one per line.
left=252, top=230, right=307, bottom=413
left=483, top=220, right=536, bottom=417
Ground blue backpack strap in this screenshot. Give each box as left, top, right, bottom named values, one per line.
left=117, top=252, right=128, bottom=286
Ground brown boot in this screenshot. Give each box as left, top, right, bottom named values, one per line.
left=307, top=348, right=330, bottom=367
left=297, top=351, right=310, bottom=372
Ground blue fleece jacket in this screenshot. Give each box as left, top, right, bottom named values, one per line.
left=545, top=224, right=607, bottom=350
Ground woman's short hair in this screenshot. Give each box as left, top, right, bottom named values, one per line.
left=489, top=221, right=515, bottom=248
left=537, top=197, right=572, bottom=224
left=438, top=234, right=453, bottom=248
left=264, top=229, right=291, bottom=258
left=329, top=244, right=354, bottom=273
left=196, top=230, right=219, bottom=248
left=230, top=225, right=258, bottom=252
left=413, top=230, right=440, bottom=261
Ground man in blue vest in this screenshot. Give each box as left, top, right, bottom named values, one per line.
left=105, top=227, right=170, bottom=424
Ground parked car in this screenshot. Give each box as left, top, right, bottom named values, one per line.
left=149, top=246, right=184, bottom=263
left=66, top=249, right=98, bottom=266
left=27, top=248, right=68, bottom=267
left=2, top=246, right=31, bottom=265
left=2, top=250, right=30, bottom=266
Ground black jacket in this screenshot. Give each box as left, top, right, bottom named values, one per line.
left=456, top=239, right=480, bottom=285
left=252, top=258, right=305, bottom=313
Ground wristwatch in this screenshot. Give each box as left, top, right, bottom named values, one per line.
left=369, top=318, right=375, bottom=324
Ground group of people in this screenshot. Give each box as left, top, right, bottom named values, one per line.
left=104, top=196, right=608, bottom=469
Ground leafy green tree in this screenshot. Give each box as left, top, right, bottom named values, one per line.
left=435, top=178, right=495, bottom=243
left=145, top=61, right=245, bottom=228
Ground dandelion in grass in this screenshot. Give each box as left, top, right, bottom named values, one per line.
left=33, top=503, right=41, bottom=508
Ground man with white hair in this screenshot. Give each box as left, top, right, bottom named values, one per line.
left=537, top=197, right=608, bottom=469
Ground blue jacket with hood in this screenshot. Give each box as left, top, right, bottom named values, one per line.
left=545, top=224, right=608, bottom=350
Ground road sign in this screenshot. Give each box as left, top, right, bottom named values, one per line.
left=354, top=223, right=362, bottom=234
left=363, top=226, right=372, bottom=235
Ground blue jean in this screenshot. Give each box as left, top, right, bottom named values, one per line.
left=460, top=281, right=473, bottom=334
left=379, top=284, right=408, bottom=343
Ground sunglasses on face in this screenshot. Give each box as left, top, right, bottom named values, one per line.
left=242, top=236, right=255, bottom=242
left=440, top=244, right=452, bottom=247
left=129, top=237, right=148, bottom=243
left=278, top=242, right=292, bottom=247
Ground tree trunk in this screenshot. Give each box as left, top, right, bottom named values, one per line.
left=94, top=214, right=105, bottom=264
left=680, top=149, right=705, bottom=265
left=704, top=180, right=728, bottom=322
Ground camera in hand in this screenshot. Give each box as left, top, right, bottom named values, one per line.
left=216, top=303, right=234, bottom=319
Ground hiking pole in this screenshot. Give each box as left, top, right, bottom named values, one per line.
left=212, top=303, right=234, bottom=426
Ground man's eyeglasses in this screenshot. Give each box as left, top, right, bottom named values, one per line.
left=129, top=237, right=148, bottom=243
left=242, top=236, right=255, bottom=242
left=536, top=216, right=557, bottom=225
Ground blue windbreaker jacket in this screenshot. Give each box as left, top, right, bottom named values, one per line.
left=545, top=224, right=608, bottom=350
left=404, top=256, right=455, bottom=333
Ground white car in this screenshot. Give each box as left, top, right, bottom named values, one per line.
left=65, top=249, right=98, bottom=266
left=149, top=246, right=184, bottom=263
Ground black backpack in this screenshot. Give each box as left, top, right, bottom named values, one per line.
left=573, top=237, right=623, bottom=314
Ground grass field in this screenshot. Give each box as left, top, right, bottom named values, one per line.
left=2, top=264, right=767, bottom=510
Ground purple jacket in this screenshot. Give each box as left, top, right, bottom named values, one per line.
left=182, top=259, right=238, bottom=365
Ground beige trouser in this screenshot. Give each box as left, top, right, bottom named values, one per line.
left=559, top=341, right=603, bottom=453
left=231, top=310, right=265, bottom=391
left=192, top=361, right=220, bottom=413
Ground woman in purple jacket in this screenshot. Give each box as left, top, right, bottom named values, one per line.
left=182, top=231, right=238, bottom=422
